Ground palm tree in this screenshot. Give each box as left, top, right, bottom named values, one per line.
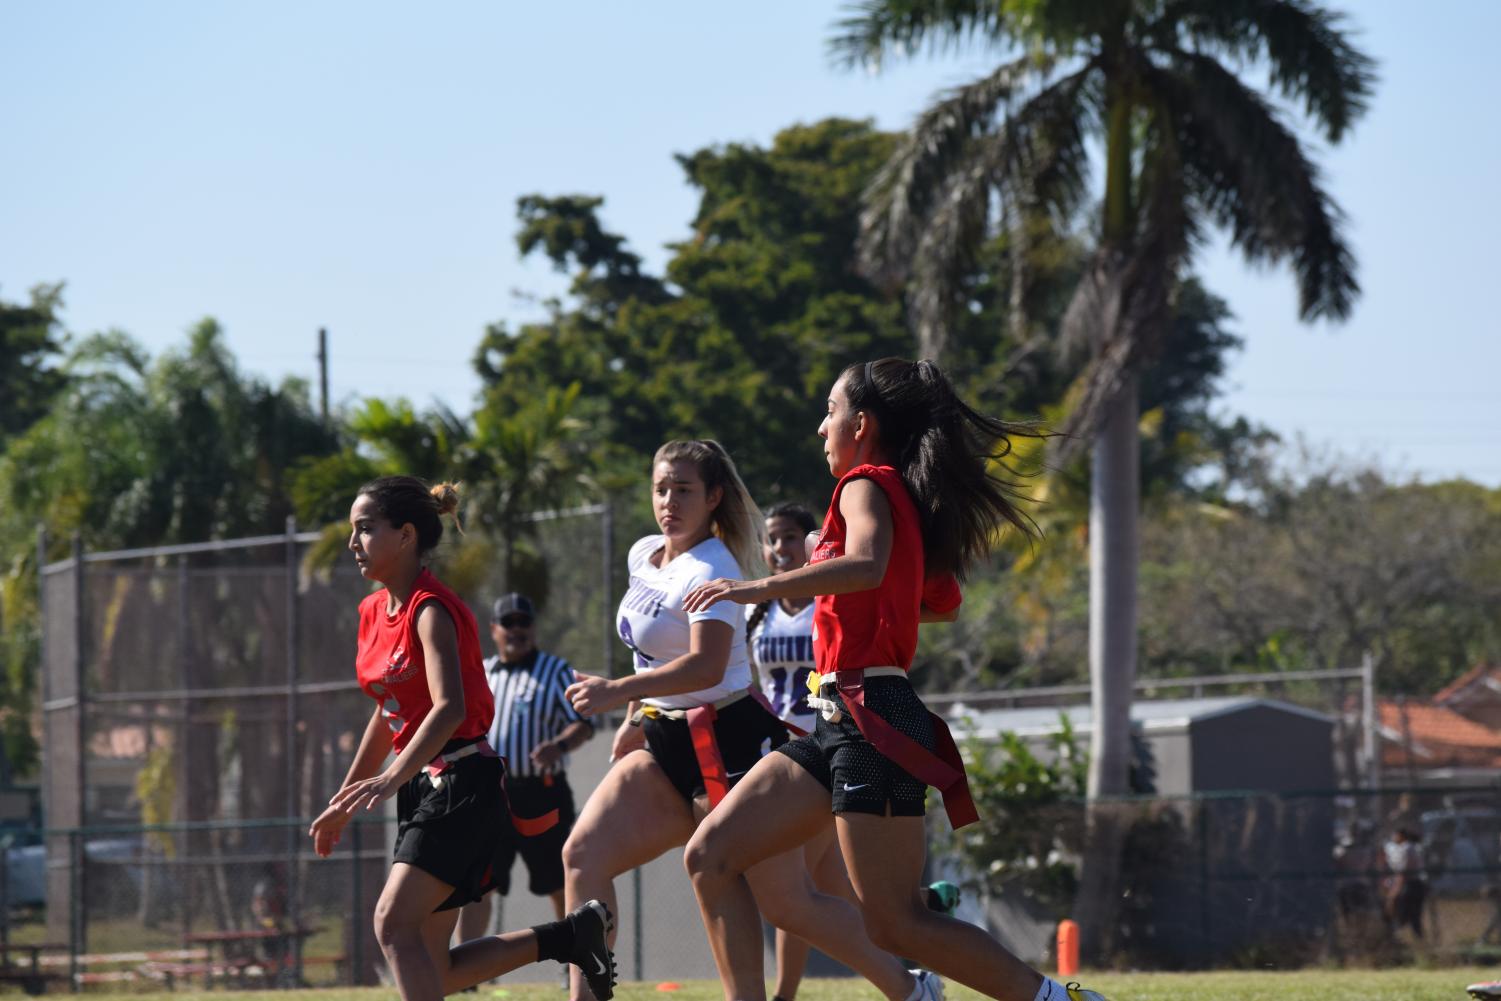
left=835, top=0, right=1373, bottom=948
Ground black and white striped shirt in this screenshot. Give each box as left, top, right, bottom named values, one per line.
left=483, top=650, right=586, bottom=778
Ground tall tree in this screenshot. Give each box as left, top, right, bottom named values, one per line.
left=0, top=284, right=68, bottom=443
left=840, top=0, right=1374, bottom=780
left=475, top=120, right=913, bottom=507
left=0, top=320, right=339, bottom=778
left=834, top=0, right=1374, bottom=950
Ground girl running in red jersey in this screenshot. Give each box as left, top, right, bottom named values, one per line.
left=308, top=476, right=616, bottom=1001
left=683, top=360, right=1112, bottom=1001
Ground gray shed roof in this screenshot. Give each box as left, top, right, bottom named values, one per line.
left=945, top=695, right=1333, bottom=739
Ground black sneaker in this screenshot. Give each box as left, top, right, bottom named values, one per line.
left=565, top=899, right=616, bottom=1001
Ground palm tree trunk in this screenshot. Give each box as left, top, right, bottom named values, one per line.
left=1077, top=77, right=1140, bottom=962
left=1076, top=373, right=1140, bottom=961
left=1087, top=372, right=1139, bottom=801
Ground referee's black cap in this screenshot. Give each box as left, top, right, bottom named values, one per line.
left=491, top=592, right=536, bottom=622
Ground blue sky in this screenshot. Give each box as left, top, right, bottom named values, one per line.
left=3, top=1, right=1497, bottom=484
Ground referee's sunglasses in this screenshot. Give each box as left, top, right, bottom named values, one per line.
left=498, top=615, right=533, bottom=629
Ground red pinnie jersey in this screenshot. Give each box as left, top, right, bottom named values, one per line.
left=811, top=464, right=962, bottom=673
left=355, top=568, right=494, bottom=753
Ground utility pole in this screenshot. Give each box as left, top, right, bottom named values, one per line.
left=316, top=327, right=329, bottom=426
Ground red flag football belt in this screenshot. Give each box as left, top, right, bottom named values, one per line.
left=633, top=690, right=755, bottom=810
left=813, top=668, right=978, bottom=830
left=424, top=739, right=559, bottom=837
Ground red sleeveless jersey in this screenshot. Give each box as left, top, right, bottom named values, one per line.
left=355, top=568, right=494, bottom=753
left=811, top=464, right=962, bottom=673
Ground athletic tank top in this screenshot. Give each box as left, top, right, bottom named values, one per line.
left=810, top=464, right=961, bottom=673
left=355, top=568, right=494, bottom=753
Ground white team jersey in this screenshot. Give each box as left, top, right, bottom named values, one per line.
left=617, top=534, right=751, bottom=710
left=751, top=601, right=817, bottom=728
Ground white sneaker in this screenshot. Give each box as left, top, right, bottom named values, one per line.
left=906, top=969, right=944, bottom=1001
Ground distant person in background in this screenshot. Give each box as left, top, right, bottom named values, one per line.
left=250, top=863, right=291, bottom=976
left=457, top=593, right=594, bottom=944
left=1383, top=827, right=1428, bottom=939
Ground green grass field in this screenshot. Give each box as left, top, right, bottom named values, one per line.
left=45, top=971, right=1499, bottom=1001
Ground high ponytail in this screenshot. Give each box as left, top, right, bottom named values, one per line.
left=841, top=358, right=1038, bottom=578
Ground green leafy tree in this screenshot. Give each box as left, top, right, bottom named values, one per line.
left=0, top=284, right=68, bottom=443
left=949, top=717, right=1088, bottom=913
left=0, top=320, right=339, bottom=778
left=476, top=120, right=913, bottom=508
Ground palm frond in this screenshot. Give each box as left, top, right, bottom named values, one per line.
left=859, top=57, right=1094, bottom=293
left=828, top=0, right=1010, bottom=71
left=1053, top=118, right=1193, bottom=460
left=901, top=65, right=1097, bottom=358
left=1151, top=49, right=1357, bottom=320
left=1161, top=0, right=1376, bottom=142
left=858, top=54, right=1048, bottom=290
left=905, top=142, right=998, bottom=359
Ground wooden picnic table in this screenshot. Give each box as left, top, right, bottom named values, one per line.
left=141, top=928, right=318, bottom=989
left=0, top=942, right=68, bottom=995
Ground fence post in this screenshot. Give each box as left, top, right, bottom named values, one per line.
left=350, top=821, right=362, bottom=986
left=71, top=534, right=88, bottom=968
left=31, top=526, right=44, bottom=967
left=285, top=516, right=303, bottom=988
left=600, top=503, right=642, bottom=977
left=176, top=557, right=193, bottom=944
left=1197, top=801, right=1210, bottom=962
left=1360, top=652, right=1378, bottom=790
left=68, top=828, right=81, bottom=993
left=600, top=499, right=614, bottom=679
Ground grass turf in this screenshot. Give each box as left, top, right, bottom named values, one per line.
left=49, top=970, right=1498, bottom=1001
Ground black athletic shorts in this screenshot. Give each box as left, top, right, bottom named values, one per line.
left=491, top=772, right=577, bottom=897
left=776, top=675, right=932, bottom=817
left=392, top=737, right=512, bottom=912
left=642, top=695, right=789, bottom=804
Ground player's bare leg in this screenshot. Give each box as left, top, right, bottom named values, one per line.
left=562, top=749, right=697, bottom=1001
left=838, top=813, right=1043, bottom=1000
left=687, top=752, right=917, bottom=1001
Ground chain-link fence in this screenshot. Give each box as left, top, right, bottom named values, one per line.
left=15, top=781, right=1498, bottom=989
left=25, top=520, right=1501, bottom=990
left=929, top=782, right=1501, bottom=971
left=30, top=505, right=628, bottom=990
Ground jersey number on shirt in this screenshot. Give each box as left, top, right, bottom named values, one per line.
left=767, top=666, right=815, bottom=718
left=618, top=617, right=652, bottom=670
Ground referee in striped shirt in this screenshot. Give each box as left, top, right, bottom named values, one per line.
left=456, top=593, right=594, bottom=943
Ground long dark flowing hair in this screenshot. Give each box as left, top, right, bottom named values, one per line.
left=840, top=358, right=1037, bottom=579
